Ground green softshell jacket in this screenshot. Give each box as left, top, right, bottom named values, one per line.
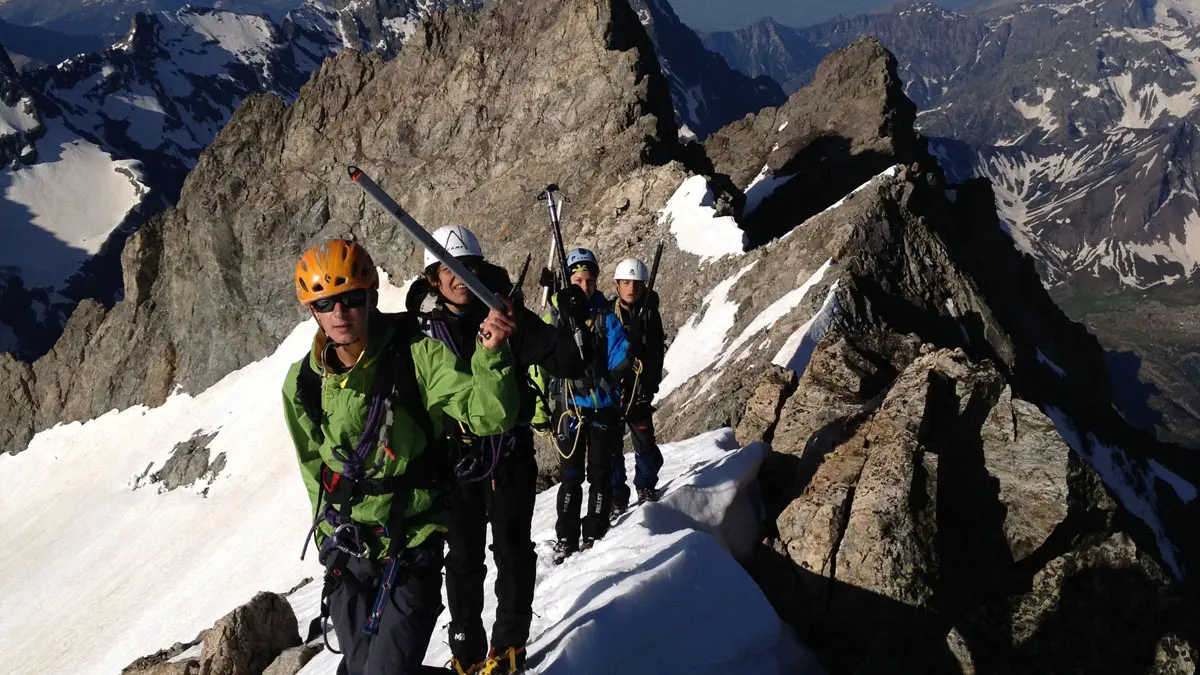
left=282, top=315, right=520, bottom=556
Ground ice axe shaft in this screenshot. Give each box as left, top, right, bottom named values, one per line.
left=537, top=184, right=586, bottom=359
left=348, top=166, right=504, bottom=313
left=511, top=252, right=532, bottom=299
left=636, top=238, right=665, bottom=323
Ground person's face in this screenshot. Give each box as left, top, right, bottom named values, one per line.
left=571, top=269, right=597, bottom=299
left=430, top=258, right=480, bottom=308
left=616, top=279, right=644, bottom=305
left=310, top=289, right=372, bottom=346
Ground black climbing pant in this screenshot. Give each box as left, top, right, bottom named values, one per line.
left=328, top=538, right=451, bottom=675
left=445, top=425, right=539, bottom=666
left=555, top=407, right=620, bottom=545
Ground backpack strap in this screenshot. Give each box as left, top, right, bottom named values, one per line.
left=296, top=359, right=326, bottom=445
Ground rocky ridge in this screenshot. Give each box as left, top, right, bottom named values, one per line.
left=703, top=0, right=1200, bottom=450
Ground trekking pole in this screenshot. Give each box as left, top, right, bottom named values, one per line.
left=348, top=166, right=504, bottom=312
left=537, top=184, right=587, bottom=359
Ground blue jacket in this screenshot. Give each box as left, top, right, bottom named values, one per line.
left=533, top=291, right=631, bottom=413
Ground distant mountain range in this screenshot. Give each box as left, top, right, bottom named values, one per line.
left=0, top=0, right=781, bottom=361
left=704, top=0, right=1200, bottom=446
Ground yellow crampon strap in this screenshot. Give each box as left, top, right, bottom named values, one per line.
left=448, top=657, right=481, bottom=675
left=481, top=647, right=526, bottom=674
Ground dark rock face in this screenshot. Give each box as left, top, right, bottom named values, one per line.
left=122, top=631, right=206, bottom=675
left=135, top=431, right=224, bottom=492
left=642, top=62, right=1200, bottom=667
left=704, top=37, right=933, bottom=246
left=733, top=364, right=795, bottom=446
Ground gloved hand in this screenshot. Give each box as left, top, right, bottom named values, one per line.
left=556, top=285, right=590, bottom=327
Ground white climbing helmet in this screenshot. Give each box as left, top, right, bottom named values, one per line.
left=424, top=225, right=483, bottom=269
left=614, top=258, right=649, bottom=282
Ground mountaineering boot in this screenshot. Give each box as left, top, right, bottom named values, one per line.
left=637, top=487, right=659, bottom=505
left=580, top=537, right=596, bottom=551
left=552, top=539, right=578, bottom=565
left=482, top=646, right=527, bottom=674
left=609, top=500, right=627, bottom=523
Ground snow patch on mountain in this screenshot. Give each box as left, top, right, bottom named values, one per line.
left=1044, top=406, right=1194, bottom=578
left=0, top=119, right=146, bottom=287
left=773, top=283, right=839, bottom=376
left=660, top=175, right=746, bottom=263
left=182, top=10, right=279, bottom=64
left=656, top=262, right=756, bottom=401
left=1012, top=87, right=1060, bottom=135
left=383, top=15, right=419, bottom=43
left=744, top=165, right=793, bottom=215
left=0, top=95, right=38, bottom=137
left=717, top=259, right=834, bottom=367
left=1153, top=0, right=1200, bottom=27
left=42, top=8, right=309, bottom=166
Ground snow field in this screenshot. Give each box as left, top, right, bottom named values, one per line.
left=0, top=320, right=320, bottom=675
left=0, top=119, right=147, bottom=287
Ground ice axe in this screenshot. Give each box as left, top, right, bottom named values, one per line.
left=348, top=165, right=504, bottom=313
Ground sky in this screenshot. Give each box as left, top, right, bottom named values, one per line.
left=664, top=0, right=978, bottom=32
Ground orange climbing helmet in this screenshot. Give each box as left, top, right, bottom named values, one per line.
left=294, top=239, right=379, bottom=305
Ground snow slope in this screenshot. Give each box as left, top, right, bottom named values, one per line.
left=656, top=258, right=837, bottom=403
left=293, top=430, right=817, bottom=674
left=0, top=320, right=318, bottom=675
left=0, top=271, right=813, bottom=675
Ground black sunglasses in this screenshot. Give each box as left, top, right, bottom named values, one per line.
left=311, top=289, right=370, bottom=313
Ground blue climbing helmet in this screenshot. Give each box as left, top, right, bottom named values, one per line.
left=566, top=248, right=599, bottom=276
